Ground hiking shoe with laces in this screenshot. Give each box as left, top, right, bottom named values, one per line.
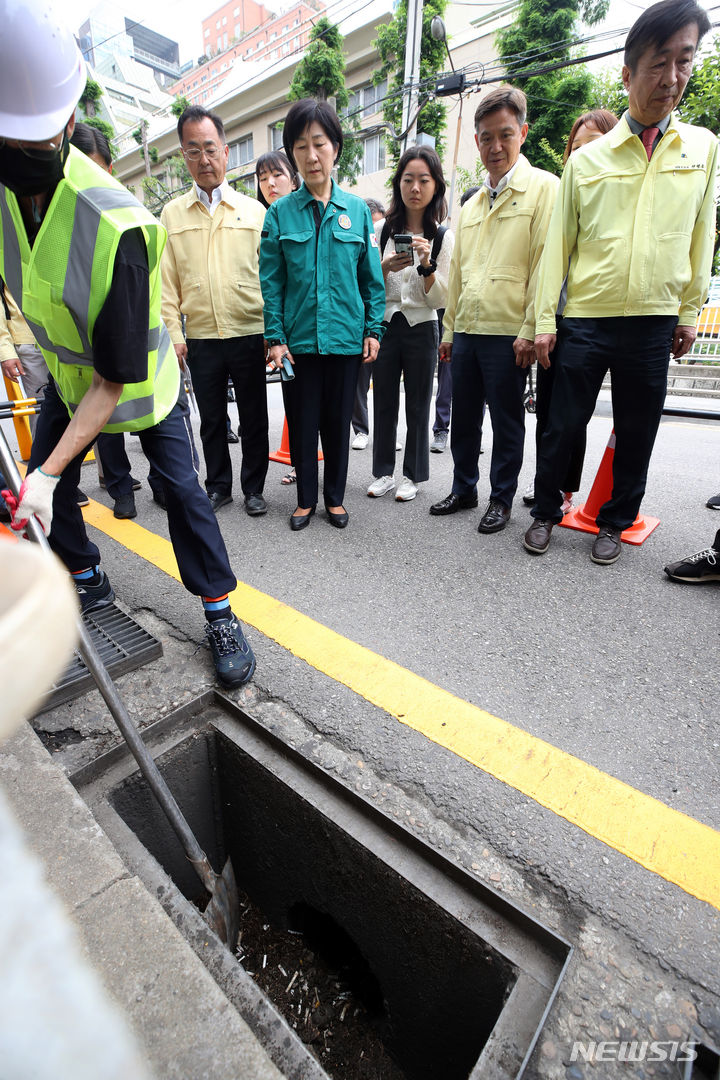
left=664, top=541, right=720, bottom=584
left=205, top=614, right=256, bottom=687
left=75, top=570, right=115, bottom=613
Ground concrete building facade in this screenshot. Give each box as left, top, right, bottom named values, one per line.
left=114, top=2, right=522, bottom=224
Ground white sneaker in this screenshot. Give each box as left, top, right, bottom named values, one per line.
left=396, top=477, right=418, bottom=502
left=367, top=475, right=395, bottom=498
left=395, top=440, right=402, bottom=451
left=352, top=431, right=369, bottom=450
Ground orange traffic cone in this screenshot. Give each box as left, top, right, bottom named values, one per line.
left=269, top=416, right=323, bottom=465
left=559, top=427, right=659, bottom=545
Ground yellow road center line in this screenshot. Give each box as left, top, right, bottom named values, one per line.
left=84, top=500, right=720, bottom=911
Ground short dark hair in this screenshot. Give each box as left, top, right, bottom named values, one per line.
left=624, top=0, right=711, bottom=72
left=563, top=109, right=618, bottom=163
left=365, top=197, right=386, bottom=217
left=255, top=150, right=299, bottom=208
left=385, top=145, right=448, bottom=241
left=282, top=98, right=344, bottom=169
left=474, top=86, right=527, bottom=129
left=71, top=121, right=112, bottom=168
left=460, top=186, right=480, bottom=207
left=177, top=105, right=225, bottom=144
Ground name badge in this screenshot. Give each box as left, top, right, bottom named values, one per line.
left=338, top=214, right=352, bottom=229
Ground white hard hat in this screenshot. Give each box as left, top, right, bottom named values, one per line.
left=0, top=0, right=86, bottom=141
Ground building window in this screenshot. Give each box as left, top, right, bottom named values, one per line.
left=269, top=123, right=283, bottom=150
left=282, top=42, right=289, bottom=53
left=234, top=5, right=240, bottom=14
left=216, top=38, right=221, bottom=50
left=223, top=31, right=228, bottom=48
left=216, top=19, right=220, bottom=28
left=222, top=15, right=227, bottom=24
left=270, top=49, right=277, bottom=59
left=204, top=28, right=210, bottom=38
left=283, top=24, right=288, bottom=32
left=227, top=134, right=254, bottom=170
left=235, top=23, right=241, bottom=36
left=269, top=31, right=276, bottom=40
left=362, top=134, right=386, bottom=175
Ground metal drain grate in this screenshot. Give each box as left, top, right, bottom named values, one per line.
left=41, top=604, right=163, bottom=712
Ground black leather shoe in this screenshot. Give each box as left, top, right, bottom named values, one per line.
left=113, top=492, right=137, bottom=520
left=208, top=492, right=233, bottom=513
left=152, top=488, right=167, bottom=511
left=326, top=507, right=349, bottom=529
left=477, top=499, right=511, bottom=533
left=290, top=507, right=315, bottom=531
left=244, top=493, right=267, bottom=516
left=227, top=428, right=239, bottom=444
left=591, top=526, right=622, bottom=565
left=429, top=492, right=478, bottom=516
left=524, top=518, right=553, bottom=554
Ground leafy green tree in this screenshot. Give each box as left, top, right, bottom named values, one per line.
left=374, top=0, right=447, bottom=169
left=288, top=17, right=362, bottom=184
left=79, top=77, right=103, bottom=118
left=497, top=0, right=609, bottom=174
left=679, top=39, right=720, bottom=270
left=589, top=66, right=626, bottom=117
left=170, top=95, right=192, bottom=119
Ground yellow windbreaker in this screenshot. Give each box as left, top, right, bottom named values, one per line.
left=535, top=113, right=718, bottom=334
left=442, top=155, right=559, bottom=343
left=161, top=183, right=265, bottom=343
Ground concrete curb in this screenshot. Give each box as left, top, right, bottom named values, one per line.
left=0, top=723, right=283, bottom=1080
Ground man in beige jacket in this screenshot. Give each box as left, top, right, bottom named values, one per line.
left=161, top=106, right=268, bottom=516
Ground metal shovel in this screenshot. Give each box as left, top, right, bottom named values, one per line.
left=0, top=430, right=240, bottom=947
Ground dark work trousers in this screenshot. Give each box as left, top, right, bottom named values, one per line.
left=450, top=333, right=525, bottom=507
left=282, top=353, right=361, bottom=510
left=186, top=335, right=269, bottom=498
left=433, top=356, right=452, bottom=434
left=532, top=316, right=676, bottom=530
left=29, top=377, right=236, bottom=598
left=352, top=361, right=373, bottom=436
left=535, top=358, right=586, bottom=494
left=372, top=314, right=437, bottom=483
left=95, top=432, right=134, bottom=499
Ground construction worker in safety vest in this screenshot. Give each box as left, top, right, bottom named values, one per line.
left=0, top=0, right=256, bottom=689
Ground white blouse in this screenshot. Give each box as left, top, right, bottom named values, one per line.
left=376, top=219, right=455, bottom=327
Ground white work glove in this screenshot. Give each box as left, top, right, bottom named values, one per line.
left=4, top=468, right=60, bottom=537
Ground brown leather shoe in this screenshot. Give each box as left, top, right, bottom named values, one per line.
left=524, top=519, right=553, bottom=554
left=591, top=527, right=622, bottom=564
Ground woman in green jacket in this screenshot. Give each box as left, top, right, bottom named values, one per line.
left=259, top=98, right=385, bottom=531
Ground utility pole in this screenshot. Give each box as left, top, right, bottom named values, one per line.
left=400, top=0, right=423, bottom=152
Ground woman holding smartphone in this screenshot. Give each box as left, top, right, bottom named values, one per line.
left=259, top=99, right=385, bottom=531
left=367, top=146, right=453, bottom=503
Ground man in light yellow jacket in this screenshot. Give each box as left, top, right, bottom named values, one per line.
left=161, top=106, right=268, bottom=517
left=430, top=86, right=559, bottom=534
left=526, top=0, right=717, bottom=566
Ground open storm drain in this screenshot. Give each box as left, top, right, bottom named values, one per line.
left=72, top=693, right=571, bottom=1080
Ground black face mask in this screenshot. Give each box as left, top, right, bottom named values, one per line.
left=0, top=132, right=69, bottom=198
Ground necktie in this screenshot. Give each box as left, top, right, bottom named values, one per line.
left=641, top=126, right=660, bottom=161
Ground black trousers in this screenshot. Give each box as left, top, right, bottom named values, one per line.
left=282, top=353, right=361, bottom=509
left=352, top=361, right=373, bottom=436
left=29, top=377, right=236, bottom=598
left=186, top=335, right=268, bottom=498
left=450, top=333, right=526, bottom=507
left=535, top=358, right=586, bottom=494
left=372, top=314, right=437, bottom=483
left=532, top=316, right=676, bottom=530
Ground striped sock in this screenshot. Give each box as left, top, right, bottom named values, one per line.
left=202, top=594, right=231, bottom=622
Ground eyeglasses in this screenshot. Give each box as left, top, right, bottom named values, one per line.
left=182, top=145, right=222, bottom=161
left=0, top=136, right=62, bottom=160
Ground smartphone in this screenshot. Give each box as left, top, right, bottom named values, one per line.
left=280, top=354, right=295, bottom=381
left=394, top=233, right=414, bottom=262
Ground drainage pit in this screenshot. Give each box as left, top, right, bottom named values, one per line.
left=74, top=695, right=571, bottom=1080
